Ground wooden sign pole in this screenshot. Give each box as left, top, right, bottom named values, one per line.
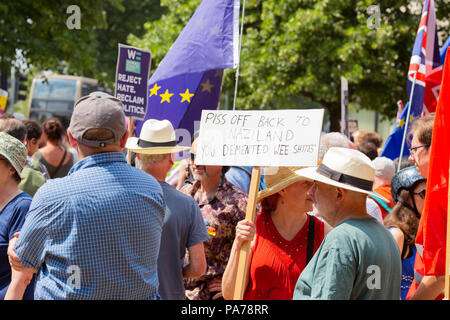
left=445, top=165, right=450, bottom=300
left=233, top=166, right=261, bottom=300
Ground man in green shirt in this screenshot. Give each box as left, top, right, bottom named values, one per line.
left=293, top=147, right=401, bottom=300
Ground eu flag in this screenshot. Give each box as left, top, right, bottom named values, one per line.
left=136, top=0, right=240, bottom=145
left=381, top=0, right=442, bottom=160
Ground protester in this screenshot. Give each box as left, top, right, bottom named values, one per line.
left=34, top=118, right=74, bottom=178
left=351, top=129, right=367, bottom=146
left=23, top=120, right=50, bottom=180
left=225, top=166, right=266, bottom=195
left=384, top=166, right=426, bottom=300
left=127, top=119, right=209, bottom=300
left=318, top=132, right=356, bottom=161
left=0, top=115, right=27, bottom=142
left=357, top=140, right=378, bottom=160
left=370, top=157, right=395, bottom=219
left=0, top=132, right=35, bottom=299
left=359, top=131, right=383, bottom=149
left=394, top=156, right=414, bottom=171
left=293, top=147, right=401, bottom=300
left=222, top=167, right=330, bottom=300
left=318, top=132, right=383, bottom=223
left=180, top=137, right=247, bottom=300
left=408, top=113, right=434, bottom=178
left=406, top=112, right=445, bottom=300
left=0, top=117, right=47, bottom=196
left=6, top=92, right=165, bottom=300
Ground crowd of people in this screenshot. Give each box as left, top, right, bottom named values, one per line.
left=0, top=91, right=444, bottom=300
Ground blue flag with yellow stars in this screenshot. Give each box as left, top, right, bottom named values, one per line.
left=380, top=101, right=420, bottom=160
left=136, top=0, right=240, bottom=142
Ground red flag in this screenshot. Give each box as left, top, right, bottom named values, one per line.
left=407, top=47, right=450, bottom=300
left=416, top=46, right=450, bottom=276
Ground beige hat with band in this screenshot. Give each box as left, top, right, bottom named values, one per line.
left=257, top=166, right=312, bottom=201
left=295, top=147, right=388, bottom=202
left=126, top=119, right=190, bottom=155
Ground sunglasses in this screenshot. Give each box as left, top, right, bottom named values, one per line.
left=413, top=189, right=426, bottom=200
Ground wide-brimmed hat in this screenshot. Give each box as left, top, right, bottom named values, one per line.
left=0, top=132, right=27, bottom=175
left=257, top=166, right=312, bottom=201
left=126, top=119, right=190, bottom=154
left=295, top=147, right=388, bottom=202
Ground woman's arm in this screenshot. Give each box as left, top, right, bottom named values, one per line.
left=389, top=226, right=405, bottom=255
left=5, top=267, right=35, bottom=300
left=5, top=233, right=38, bottom=300
left=222, top=219, right=256, bottom=300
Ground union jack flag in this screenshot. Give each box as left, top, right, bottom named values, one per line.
left=407, top=0, right=442, bottom=115
left=381, top=0, right=442, bottom=160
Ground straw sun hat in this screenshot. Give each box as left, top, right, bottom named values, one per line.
left=295, top=147, right=388, bottom=202
left=257, top=166, right=312, bottom=201
left=126, top=119, right=190, bottom=155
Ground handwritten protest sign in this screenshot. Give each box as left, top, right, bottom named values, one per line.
left=114, top=44, right=151, bottom=120
left=195, top=109, right=324, bottom=167
left=195, top=109, right=324, bottom=300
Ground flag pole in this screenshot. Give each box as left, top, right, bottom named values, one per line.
left=232, top=0, right=246, bottom=111
left=397, top=69, right=418, bottom=172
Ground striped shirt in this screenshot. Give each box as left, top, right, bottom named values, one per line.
left=15, top=152, right=165, bottom=300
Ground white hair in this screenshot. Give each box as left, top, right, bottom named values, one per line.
left=135, top=153, right=170, bottom=170
left=319, top=132, right=353, bottom=159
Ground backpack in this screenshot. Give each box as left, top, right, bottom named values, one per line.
left=19, top=159, right=46, bottom=196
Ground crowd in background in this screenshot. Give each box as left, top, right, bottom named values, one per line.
left=0, top=92, right=444, bottom=300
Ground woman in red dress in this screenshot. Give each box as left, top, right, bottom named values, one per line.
left=222, top=167, right=331, bottom=300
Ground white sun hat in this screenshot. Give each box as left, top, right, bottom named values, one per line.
left=126, top=119, right=190, bottom=155
left=295, top=147, right=388, bottom=202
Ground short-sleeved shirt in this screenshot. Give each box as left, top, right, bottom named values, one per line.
left=157, top=181, right=209, bottom=300
left=293, top=217, right=401, bottom=300
left=225, top=166, right=266, bottom=194
left=180, top=178, right=248, bottom=300
left=15, top=152, right=165, bottom=300
left=0, top=192, right=34, bottom=300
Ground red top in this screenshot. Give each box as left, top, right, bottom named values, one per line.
left=373, top=185, right=394, bottom=220
left=243, top=211, right=325, bottom=300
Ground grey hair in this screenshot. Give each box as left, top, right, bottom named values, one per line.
left=319, top=132, right=353, bottom=159
left=135, top=153, right=170, bottom=170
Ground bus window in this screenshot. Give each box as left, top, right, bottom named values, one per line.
left=28, top=75, right=98, bottom=129
left=32, top=78, right=77, bottom=102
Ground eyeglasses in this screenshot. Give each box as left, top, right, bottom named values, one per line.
left=413, top=189, right=426, bottom=200
left=190, top=152, right=196, bottom=161
left=408, top=144, right=429, bottom=156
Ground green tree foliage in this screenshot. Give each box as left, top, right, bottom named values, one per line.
left=0, top=1, right=110, bottom=75
left=129, top=0, right=449, bottom=131
left=0, top=0, right=163, bottom=88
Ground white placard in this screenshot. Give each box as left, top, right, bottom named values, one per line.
left=195, top=109, right=324, bottom=167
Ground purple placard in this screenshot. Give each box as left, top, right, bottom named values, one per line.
left=114, top=44, right=151, bottom=120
